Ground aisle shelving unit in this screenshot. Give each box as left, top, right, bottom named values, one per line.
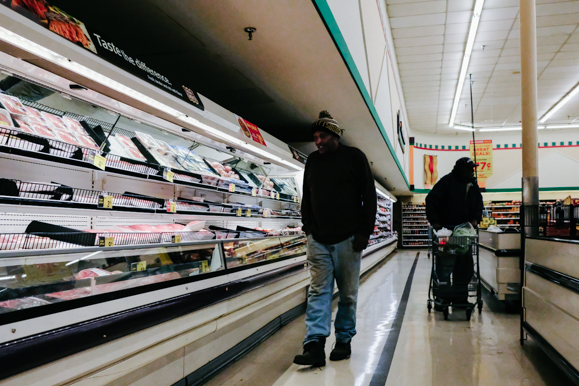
left=485, top=202, right=521, bottom=228
left=372, top=190, right=395, bottom=245
left=402, top=203, right=430, bottom=247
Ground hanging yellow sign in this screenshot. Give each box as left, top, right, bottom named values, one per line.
left=470, top=140, right=493, bottom=186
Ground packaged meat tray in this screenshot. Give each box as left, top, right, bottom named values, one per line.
left=171, top=145, right=191, bottom=158
left=30, top=123, right=57, bottom=139
left=0, top=107, right=14, bottom=127
left=47, top=287, right=92, bottom=301
left=23, top=106, right=44, bottom=123
left=126, top=147, right=146, bottom=161
left=155, top=139, right=173, bottom=155
left=135, top=131, right=160, bottom=149
left=75, top=134, right=100, bottom=150
left=0, top=94, right=27, bottom=117
left=114, top=134, right=139, bottom=150
left=62, top=116, right=89, bottom=136
left=14, top=118, right=37, bottom=135
left=41, top=112, right=68, bottom=131
left=53, top=129, right=82, bottom=147
left=0, top=297, right=52, bottom=310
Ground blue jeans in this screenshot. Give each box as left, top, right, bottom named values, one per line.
left=303, top=234, right=362, bottom=345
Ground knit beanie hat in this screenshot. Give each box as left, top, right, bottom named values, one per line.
left=311, top=110, right=343, bottom=138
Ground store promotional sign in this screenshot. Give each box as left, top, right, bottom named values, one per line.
left=235, top=115, right=267, bottom=146
left=470, top=140, right=493, bottom=183
left=1, top=0, right=204, bottom=110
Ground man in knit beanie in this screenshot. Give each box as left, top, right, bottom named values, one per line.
left=294, top=111, right=377, bottom=367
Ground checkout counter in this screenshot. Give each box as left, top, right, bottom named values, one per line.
left=478, top=230, right=521, bottom=303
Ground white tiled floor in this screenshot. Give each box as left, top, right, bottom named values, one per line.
left=204, top=250, right=569, bottom=386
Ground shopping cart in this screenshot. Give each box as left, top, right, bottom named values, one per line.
left=427, top=226, right=483, bottom=321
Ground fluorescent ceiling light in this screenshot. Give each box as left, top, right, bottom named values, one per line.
left=449, top=0, right=485, bottom=128
left=545, top=124, right=579, bottom=130
left=539, top=82, right=579, bottom=123
left=479, top=127, right=522, bottom=132
left=453, top=124, right=476, bottom=132
left=0, top=26, right=304, bottom=171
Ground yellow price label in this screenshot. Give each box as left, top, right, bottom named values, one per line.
left=246, top=209, right=252, bottom=217
left=163, top=169, right=174, bottom=183
left=276, top=193, right=280, bottom=200
left=241, top=257, right=247, bottom=265
left=172, top=234, right=182, bottom=243
left=201, top=260, right=209, bottom=273
left=167, top=202, right=177, bottom=213
left=99, top=236, right=114, bottom=247
left=229, top=184, right=236, bottom=192
left=263, top=209, right=270, bottom=218
left=132, top=261, right=147, bottom=272
left=270, top=191, right=275, bottom=198
left=89, top=152, right=106, bottom=170
left=293, top=196, right=298, bottom=203
left=98, top=195, right=113, bottom=209
left=489, top=217, right=497, bottom=226
left=236, top=208, right=243, bottom=217
left=252, top=188, right=258, bottom=197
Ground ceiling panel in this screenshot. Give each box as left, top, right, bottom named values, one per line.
left=388, top=0, right=579, bottom=133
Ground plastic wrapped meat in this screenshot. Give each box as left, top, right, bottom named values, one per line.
left=176, top=201, right=209, bottom=212
left=14, top=118, right=37, bottom=135
left=155, top=139, right=173, bottom=155
left=0, top=95, right=27, bottom=117
left=136, top=271, right=181, bottom=286
left=135, top=131, right=160, bottom=149
left=75, top=134, right=99, bottom=150
left=53, top=129, right=82, bottom=147
left=152, top=224, right=176, bottom=232
left=23, top=106, right=44, bottom=123
left=114, top=134, right=137, bottom=149
left=171, top=145, right=191, bottom=158
left=61, top=117, right=88, bottom=136
left=75, top=268, right=112, bottom=279
left=0, top=297, right=51, bottom=310
left=125, top=147, right=146, bottom=161
left=31, top=124, right=57, bottom=139
left=47, top=287, right=92, bottom=301
left=0, top=108, right=14, bottom=127
left=128, top=224, right=156, bottom=232
left=41, top=112, right=68, bottom=131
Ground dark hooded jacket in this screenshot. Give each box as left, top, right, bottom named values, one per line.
left=425, top=169, right=484, bottom=227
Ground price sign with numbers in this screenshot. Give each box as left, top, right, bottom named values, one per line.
left=99, top=236, right=114, bottom=247
left=229, top=184, right=236, bottom=193
left=236, top=208, right=243, bottom=217
left=470, top=140, right=493, bottom=186
left=163, top=168, right=174, bottom=183
left=252, top=188, right=258, bottom=197
left=246, top=209, right=252, bottom=217
left=88, top=151, right=106, bottom=170
left=293, top=196, right=298, bottom=203
left=172, top=234, right=182, bottom=243
left=131, top=261, right=147, bottom=272
left=167, top=202, right=177, bottom=213
left=201, top=260, right=209, bottom=273
left=98, top=195, right=113, bottom=209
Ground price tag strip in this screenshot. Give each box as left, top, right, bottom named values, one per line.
left=252, top=188, right=258, bottom=197
left=97, top=194, right=113, bottom=209
left=163, top=168, right=174, bottom=183
left=99, top=236, right=114, bottom=247
left=167, top=202, right=177, bottom=213
left=172, top=234, right=182, bottom=243
left=88, top=151, right=106, bottom=170
left=236, top=208, right=243, bottom=217
left=229, top=184, right=236, bottom=193
left=246, top=209, right=252, bottom=217
left=201, top=260, right=209, bottom=273
left=131, top=261, right=147, bottom=272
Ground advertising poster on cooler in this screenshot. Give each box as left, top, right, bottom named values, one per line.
left=0, top=0, right=204, bottom=110
left=470, top=140, right=493, bottom=186
left=235, top=115, right=267, bottom=147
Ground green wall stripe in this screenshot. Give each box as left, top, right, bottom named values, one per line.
left=312, top=0, right=409, bottom=188
left=413, top=187, right=579, bottom=193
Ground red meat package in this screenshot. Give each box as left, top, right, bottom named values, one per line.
left=0, top=108, right=14, bottom=127
left=76, top=134, right=99, bottom=150
left=0, top=94, right=27, bottom=117
left=53, top=129, right=82, bottom=146
left=115, top=134, right=138, bottom=149
left=75, top=268, right=112, bottom=280
left=14, top=118, right=37, bottom=135
left=126, top=147, right=146, bottom=161
left=30, top=123, right=57, bottom=139
left=24, top=106, right=45, bottom=123
left=62, top=116, right=88, bottom=136
left=40, top=112, right=68, bottom=131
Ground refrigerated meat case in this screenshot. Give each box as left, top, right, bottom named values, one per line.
left=0, top=47, right=398, bottom=381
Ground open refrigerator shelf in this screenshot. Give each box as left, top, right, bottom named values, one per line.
left=402, top=204, right=430, bottom=248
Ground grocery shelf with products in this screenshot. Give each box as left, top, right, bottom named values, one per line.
left=402, top=203, right=430, bottom=247
left=0, top=9, right=399, bottom=383
left=484, top=200, right=521, bottom=228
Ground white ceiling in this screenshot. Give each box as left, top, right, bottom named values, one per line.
left=386, top=0, right=579, bottom=134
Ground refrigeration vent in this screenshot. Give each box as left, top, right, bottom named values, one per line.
left=93, top=216, right=172, bottom=229
left=0, top=212, right=91, bottom=233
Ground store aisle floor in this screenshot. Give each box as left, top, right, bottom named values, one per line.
left=203, top=250, right=569, bottom=386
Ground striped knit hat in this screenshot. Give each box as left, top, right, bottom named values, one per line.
left=312, top=110, right=343, bottom=138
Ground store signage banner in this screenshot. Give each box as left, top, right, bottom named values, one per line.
left=470, top=140, right=493, bottom=183
left=235, top=115, right=267, bottom=147
left=1, top=0, right=204, bottom=110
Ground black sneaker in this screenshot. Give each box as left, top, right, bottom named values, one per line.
left=329, top=341, right=351, bottom=361
left=293, top=339, right=326, bottom=367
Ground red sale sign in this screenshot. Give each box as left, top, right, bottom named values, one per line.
left=470, top=140, right=493, bottom=185
left=237, top=116, right=267, bottom=147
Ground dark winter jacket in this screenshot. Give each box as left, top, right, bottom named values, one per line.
left=425, top=171, right=484, bottom=227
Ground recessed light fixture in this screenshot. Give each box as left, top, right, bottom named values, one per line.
left=449, top=0, right=485, bottom=129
